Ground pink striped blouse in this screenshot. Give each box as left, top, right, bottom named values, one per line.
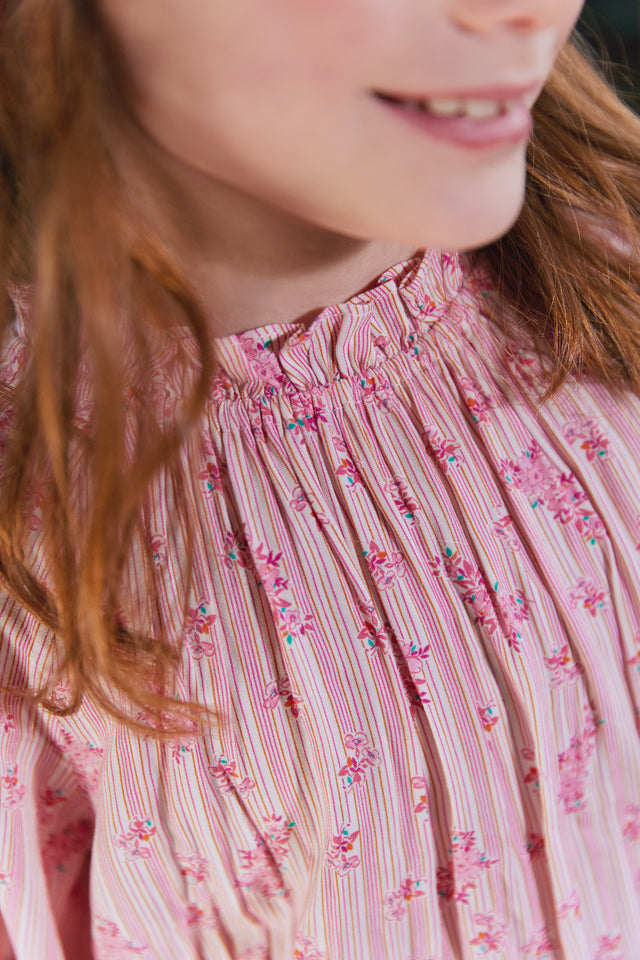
left=1, top=249, right=640, bottom=960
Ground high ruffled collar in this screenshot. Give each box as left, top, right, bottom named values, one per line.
left=210, top=248, right=464, bottom=398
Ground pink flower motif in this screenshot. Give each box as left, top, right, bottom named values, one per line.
left=287, top=392, right=328, bottom=439
left=237, top=815, right=295, bottom=898
left=236, top=777, right=257, bottom=798
left=385, top=628, right=431, bottom=710
left=344, top=731, right=369, bottom=752
left=526, top=833, right=545, bottom=862
left=333, top=436, right=364, bottom=489
left=524, top=767, right=541, bottom=789
left=185, top=904, right=205, bottom=926
left=281, top=608, right=315, bottom=640
left=500, top=439, right=604, bottom=545
left=289, top=485, right=309, bottom=512
left=422, top=427, right=463, bottom=473
left=436, top=864, right=455, bottom=902
left=184, top=600, right=217, bottom=659
left=562, top=417, right=611, bottom=463
left=430, top=547, right=527, bottom=650
left=470, top=912, right=507, bottom=953
left=1, top=765, right=27, bottom=807
left=357, top=618, right=389, bottom=654
left=185, top=902, right=220, bottom=929
left=568, top=578, right=609, bottom=617
left=198, top=459, right=227, bottom=496
left=437, top=830, right=498, bottom=903
left=219, top=529, right=251, bottom=569
left=397, top=636, right=431, bottom=678
left=262, top=683, right=280, bottom=711
left=594, top=932, right=623, bottom=960
left=42, top=817, right=93, bottom=875
left=293, top=933, right=326, bottom=960
left=94, top=917, right=149, bottom=958
left=498, top=589, right=532, bottom=650
left=503, top=342, right=540, bottom=387
left=150, top=534, right=166, bottom=569
left=557, top=710, right=598, bottom=813
left=384, top=476, right=421, bottom=525
left=360, top=374, right=394, bottom=409
left=209, top=369, right=234, bottom=402
left=491, top=513, right=522, bottom=553
left=246, top=401, right=277, bottom=438
left=335, top=456, right=364, bottom=489
left=49, top=679, right=72, bottom=711
left=338, top=731, right=381, bottom=793
left=411, top=776, right=429, bottom=816
left=451, top=830, right=498, bottom=902
left=460, top=377, right=495, bottom=426
left=168, top=736, right=196, bottom=765
left=241, top=947, right=269, bottom=960
left=544, top=643, right=584, bottom=687
left=0, top=712, right=16, bottom=734
left=114, top=816, right=156, bottom=862
left=0, top=872, right=12, bottom=888
left=623, top=803, right=640, bottom=843
left=262, top=677, right=304, bottom=718
left=146, top=368, right=178, bottom=427
left=477, top=702, right=499, bottom=733
left=384, top=874, right=426, bottom=921
left=557, top=891, right=581, bottom=920
left=363, top=540, right=407, bottom=591
left=177, top=852, right=209, bottom=885
left=326, top=825, right=361, bottom=877
left=252, top=542, right=315, bottom=645
left=521, top=925, right=557, bottom=958
left=238, top=336, right=284, bottom=389
left=208, top=755, right=256, bottom=798
left=522, top=746, right=542, bottom=791
left=37, top=787, right=67, bottom=825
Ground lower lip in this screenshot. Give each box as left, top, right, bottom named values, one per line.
left=374, top=96, right=533, bottom=149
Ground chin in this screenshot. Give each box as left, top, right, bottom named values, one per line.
left=401, top=193, right=527, bottom=253
left=446, top=211, right=525, bottom=251
left=380, top=159, right=529, bottom=252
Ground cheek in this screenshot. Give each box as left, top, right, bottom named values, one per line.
left=560, top=0, right=587, bottom=47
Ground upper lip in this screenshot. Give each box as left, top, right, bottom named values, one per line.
left=374, top=80, right=544, bottom=104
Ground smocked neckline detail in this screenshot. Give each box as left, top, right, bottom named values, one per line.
left=210, top=248, right=464, bottom=400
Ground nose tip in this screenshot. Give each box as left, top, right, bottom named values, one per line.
left=451, top=0, right=561, bottom=34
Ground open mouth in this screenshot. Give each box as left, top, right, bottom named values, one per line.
left=373, top=90, right=518, bottom=120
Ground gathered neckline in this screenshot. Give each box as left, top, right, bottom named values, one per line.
left=208, top=248, right=467, bottom=399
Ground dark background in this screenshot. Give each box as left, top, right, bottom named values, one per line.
left=581, top=0, right=640, bottom=104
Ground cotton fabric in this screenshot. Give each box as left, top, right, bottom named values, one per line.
left=1, top=249, right=640, bottom=960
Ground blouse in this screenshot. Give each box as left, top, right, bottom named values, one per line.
left=1, top=249, right=639, bottom=960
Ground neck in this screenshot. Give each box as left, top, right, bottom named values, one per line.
left=118, top=123, right=418, bottom=338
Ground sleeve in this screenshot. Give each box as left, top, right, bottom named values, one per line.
left=0, top=590, right=94, bottom=960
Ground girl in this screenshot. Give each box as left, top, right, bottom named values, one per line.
left=0, top=0, right=639, bottom=957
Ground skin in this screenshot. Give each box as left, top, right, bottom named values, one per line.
left=97, top=0, right=585, bottom=336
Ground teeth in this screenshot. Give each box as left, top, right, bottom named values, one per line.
left=426, top=98, right=461, bottom=117
left=379, top=91, right=516, bottom=120
left=404, top=96, right=509, bottom=120
left=462, top=98, right=502, bottom=119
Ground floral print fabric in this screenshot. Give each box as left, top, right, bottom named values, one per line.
left=1, top=249, right=640, bottom=959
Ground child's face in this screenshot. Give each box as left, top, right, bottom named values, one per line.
left=100, top=0, right=584, bottom=251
